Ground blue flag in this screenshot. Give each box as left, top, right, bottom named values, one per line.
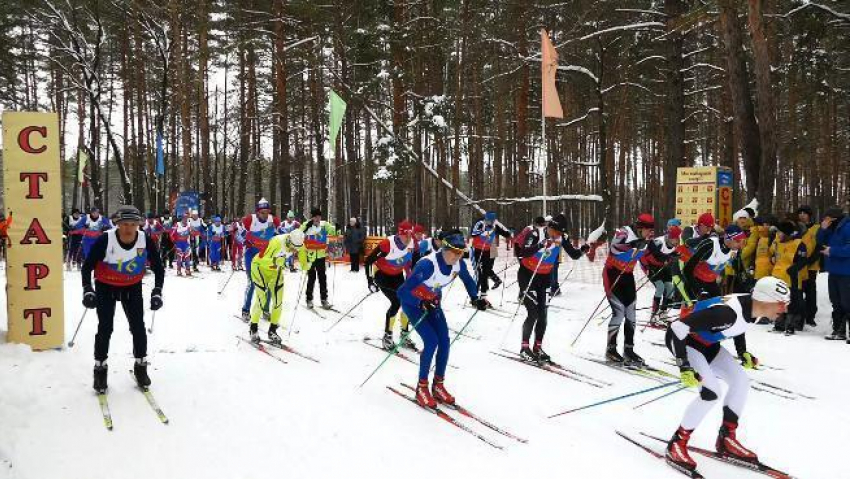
left=156, top=130, right=165, bottom=176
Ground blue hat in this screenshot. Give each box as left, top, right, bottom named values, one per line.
left=667, top=218, right=682, bottom=228
left=256, top=198, right=270, bottom=212
left=484, top=211, right=497, bottom=222
left=213, top=216, right=221, bottom=222
left=439, top=229, right=466, bottom=251
left=724, top=224, right=746, bottom=241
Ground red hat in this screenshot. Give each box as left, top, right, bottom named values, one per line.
left=636, top=213, right=655, bottom=229
left=697, top=212, right=715, bottom=228
left=667, top=225, right=682, bottom=240
left=413, top=224, right=425, bottom=234
left=397, top=220, right=414, bottom=235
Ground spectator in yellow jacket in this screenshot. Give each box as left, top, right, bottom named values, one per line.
left=797, top=206, right=821, bottom=327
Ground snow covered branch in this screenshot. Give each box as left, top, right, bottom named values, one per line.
left=463, top=194, right=604, bottom=207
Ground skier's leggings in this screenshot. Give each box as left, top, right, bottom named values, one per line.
left=519, top=271, right=548, bottom=345
left=306, top=257, right=328, bottom=301
left=94, top=281, right=147, bottom=362
left=401, top=304, right=449, bottom=380
left=472, top=248, right=497, bottom=295
left=676, top=344, right=748, bottom=430
left=605, top=269, right=637, bottom=346
left=376, top=271, right=405, bottom=332
left=242, top=247, right=260, bottom=312
left=250, top=265, right=285, bottom=326
left=652, top=279, right=675, bottom=307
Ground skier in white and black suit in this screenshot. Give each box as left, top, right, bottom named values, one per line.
left=664, top=276, right=790, bottom=473
left=81, top=206, right=165, bottom=392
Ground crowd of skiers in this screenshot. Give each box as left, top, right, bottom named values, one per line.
left=57, top=196, right=848, bottom=474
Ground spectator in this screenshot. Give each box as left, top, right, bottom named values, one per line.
left=817, top=207, right=850, bottom=342
left=769, top=221, right=808, bottom=335
left=344, top=217, right=366, bottom=272
left=797, top=205, right=822, bottom=327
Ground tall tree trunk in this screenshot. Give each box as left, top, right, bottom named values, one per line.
left=198, top=0, right=212, bottom=212
left=664, top=0, right=687, bottom=221
left=273, top=0, right=291, bottom=213
left=747, top=0, right=778, bottom=212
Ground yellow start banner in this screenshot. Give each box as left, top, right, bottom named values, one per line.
left=3, top=112, right=65, bottom=350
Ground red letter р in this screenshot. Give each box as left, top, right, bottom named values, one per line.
left=24, top=263, right=50, bottom=290
left=19, top=172, right=48, bottom=199
left=24, top=308, right=50, bottom=336
left=17, top=126, right=48, bottom=154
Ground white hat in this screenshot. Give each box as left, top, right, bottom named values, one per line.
left=752, top=276, right=790, bottom=303
left=288, top=229, right=305, bottom=247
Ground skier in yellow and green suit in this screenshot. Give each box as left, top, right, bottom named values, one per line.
left=248, top=229, right=306, bottom=343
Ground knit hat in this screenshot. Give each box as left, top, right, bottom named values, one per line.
left=439, top=229, right=466, bottom=251
left=414, top=224, right=425, bottom=234
left=213, top=216, right=222, bottom=223
left=824, top=207, right=844, bottom=220
left=287, top=210, right=296, bottom=219
left=796, top=205, right=813, bottom=217
left=114, top=205, right=142, bottom=224
left=256, top=198, right=270, bottom=212
left=724, top=224, right=746, bottom=242
left=484, top=211, right=497, bottom=223
left=666, top=218, right=682, bottom=228
left=697, top=212, right=715, bottom=228
left=533, top=216, right=547, bottom=227
left=776, top=221, right=797, bottom=237
left=397, top=220, right=414, bottom=236
left=549, top=213, right=569, bottom=234
left=310, top=208, right=322, bottom=218
left=635, top=213, right=655, bottom=230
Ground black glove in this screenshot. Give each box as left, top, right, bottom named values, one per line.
left=150, top=287, right=163, bottom=311
left=367, top=277, right=379, bottom=294
left=473, top=298, right=489, bottom=311
left=421, top=298, right=439, bottom=311
left=82, top=285, right=96, bottom=309
left=580, top=244, right=590, bottom=254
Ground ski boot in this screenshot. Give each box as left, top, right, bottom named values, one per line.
left=432, top=376, right=455, bottom=405
left=305, top=300, right=314, bottom=310
left=176, top=269, right=183, bottom=277
left=399, top=331, right=418, bottom=351
left=623, top=346, right=646, bottom=368
left=321, top=299, right=333, bottom=310
left=784, top=328, right=796, bottom=336
left=240, top=310, right=250, bottom=323
left=133, top=358, right=151, bottom=388
left=415, top=379, right=436, bottom=408
left=491, top=277, right=502, bottom=289
left=267, top=324, right=282, bottom=345
left=382, top=332, right=396, bottom=351
left=520, top=344, right=538, bottom=362
left=93, top=362, right=108, bottom=393
left=666, top=427, right=698, bottom=472
left=716, top=421, right=759, bottom=464
left=249, top=323, right=260, bottom=343
left=534, top=345, right=552, bottom=365
left=825, top=332, right=847, bottom=341
left=605, top=343, right=624, bottom=363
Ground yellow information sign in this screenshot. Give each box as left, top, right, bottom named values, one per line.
left=675, top=166, right=734, bottom=228
left=2, top=112, right=65, bottom=350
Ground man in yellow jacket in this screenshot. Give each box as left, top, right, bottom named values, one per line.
left=248, top=229, right=305, bottom=343
left=797, top=206, right=821, bottom=327
left=769, top=221, right=808, bottom=335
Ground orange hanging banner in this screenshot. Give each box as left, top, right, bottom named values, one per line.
left=3, top=112, right=65, bottom=350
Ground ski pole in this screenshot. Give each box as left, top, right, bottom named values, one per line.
left=359, top=310, right=429, bottom=389
left=632, top=385, right=687, bottom=410
left=218, top=268, right=237, bottom=295
left=147, top=311, right=157, bottom=334
left=570, top=250, right=639, bottom=347
left=324, top=290, right=376, bottom=332
left=67, top=309, right=89, bottom=348
left=449, top=308, right=483, bottom=347
left=286, top=271, right=308, bottom=340
left=497, top=256, right=518, bottom=307
left=546, top=259, right=578, bottom=306
left=548, top=381, right=680, bottom=418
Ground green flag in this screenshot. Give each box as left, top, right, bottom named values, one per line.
left=77, top=149, right=88, bottom=185
left=328, top=90, right=347, bottom=156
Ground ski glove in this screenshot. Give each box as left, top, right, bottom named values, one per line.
left=473, top=298, right=489, bottom=311
left=580, top=244, right=590, bottom=254
left=82, top=285, right=96, bottom=309
left=150, top=287, right=163, bottom=311
left=367, top=277, right=379, bottom=294
left=420, top=298, right=439, bottom=311
left=741, top=352, right=758, bottom=370
left=680, top=367, right=699, bottom=388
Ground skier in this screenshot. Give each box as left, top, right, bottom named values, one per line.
left=159, top=212, right=175, bottom=269
left=469, top=211, right=512, bottom=299
left=81, top=206, right=164, bottom=391
left=298, top=208, right=336, bottom=309
left=248, top=229, right=305, bottom=343
left=240, top=199, right=281, bottom=320
left=769, top=221, right=808, bottom=335
left=604, top=213, right=655, bottom=366
left=639, top=223, right=682, bottom=325
left=229, top=218, right=246, bottom=271
left=279, top=210, right=301, bottom=234
left=0, top=211, right=12, bottom=262
left=365, top=220, right=417, bottom=350
left=515, top=213, right=587, bottom=363
left=188, top=210, right=206, bottom=271
left=75, top=207, right=112, bottom=260
left=665, top=276, right=790, bottom=473
left=418, top=229, right=442, bottom=258
left=144, top=213, right=164, bottom=248
left=208, top=216, right=226, bottom=271
left=171, top=214, right=193, bottom=276
left=66, top=209, right=83, bottom=269
left=397, top=229, right=487, bottom=408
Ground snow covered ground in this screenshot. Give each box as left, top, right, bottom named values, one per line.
left=0, top=249, right=845, bottom=479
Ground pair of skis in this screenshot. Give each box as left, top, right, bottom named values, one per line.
left=618, top=431, right=794, bottom=479
left=490, top=350, right=611, bottom=388
left=388, top=383, right=527, bottom=450
left=236, top=335, right=320, bottom=364
left=96, top=372, right=169, bottom=431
